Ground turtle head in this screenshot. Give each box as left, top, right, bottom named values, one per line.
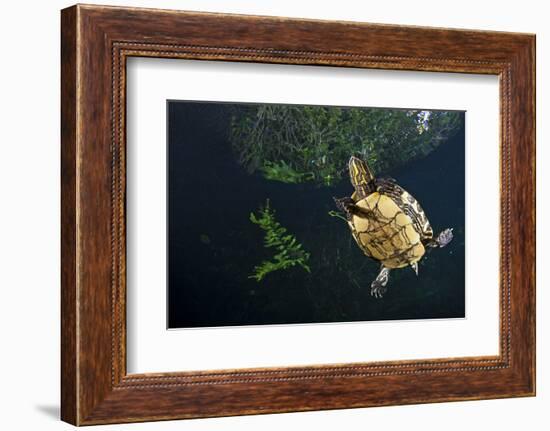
left=348, top=156, right=375, bottom=193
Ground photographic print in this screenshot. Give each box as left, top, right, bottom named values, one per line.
left=168, top=101, right=465, bottom=328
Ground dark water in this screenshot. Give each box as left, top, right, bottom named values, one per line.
left=168, top=101, right=465, bottom=328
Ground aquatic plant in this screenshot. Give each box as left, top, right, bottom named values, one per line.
left=260, top=160, right=314, bottom=184
left=230, top=105, right=462, bottom=186
left=328, top=210, right=348, bottom=223
left=249, top=200, right=311, bottom=282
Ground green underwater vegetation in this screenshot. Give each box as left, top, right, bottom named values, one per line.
left=230, top=105, right=461, bottom=186
left=249, top=199, right=311, bottom=282
left=260, top=160, right=314, bottom=184
left=327, top=210, right=348, bottom=222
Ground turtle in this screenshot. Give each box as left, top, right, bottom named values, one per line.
left=334, top=155, right=454, bottom=298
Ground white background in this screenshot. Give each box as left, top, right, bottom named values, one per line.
left=127, top=59, right=500, bottom=373
left=0, top=0, right=546, bottom=430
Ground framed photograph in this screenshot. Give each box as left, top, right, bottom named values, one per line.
left=61, top=4, right=535, bottom=425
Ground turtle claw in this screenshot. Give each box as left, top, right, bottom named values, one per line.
left=370, top=282, right=387, bottom=299
left=370, top=267, right=390, bottom=299
left=436, top=228, right=454, bottom=248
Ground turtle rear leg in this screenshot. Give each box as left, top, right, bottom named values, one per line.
left=371, top=266, right=391, bottom=299
left=426, top=228, right=454, bottom=248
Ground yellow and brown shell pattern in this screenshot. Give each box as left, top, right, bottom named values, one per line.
left=348, top=179, right=433, bottom=269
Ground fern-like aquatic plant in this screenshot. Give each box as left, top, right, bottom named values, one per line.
left=249, top=200, right=311, bottom=282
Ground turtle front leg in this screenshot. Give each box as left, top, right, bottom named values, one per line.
left=333, top=196, right=355, bottom=221
left=371, top=266, right=391, bottom=299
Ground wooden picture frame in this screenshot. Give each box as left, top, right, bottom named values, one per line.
left=61, top=4, right=535, bottom=425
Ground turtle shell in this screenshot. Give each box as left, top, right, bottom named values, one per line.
left=347, top=188, right=431, bottom=269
